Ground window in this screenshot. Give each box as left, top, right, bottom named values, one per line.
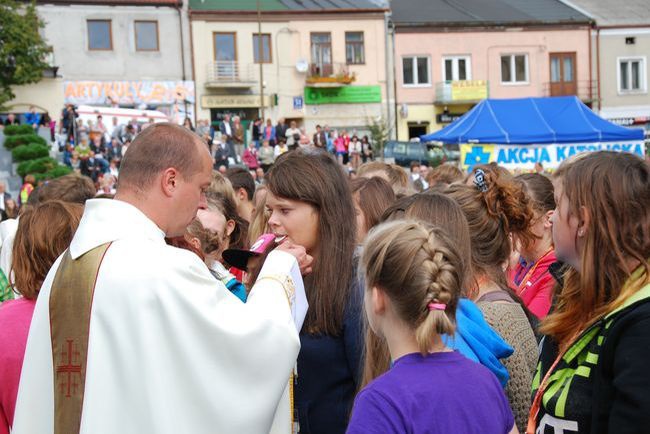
left=443, top=56, right=471, bottom=81
left=345, top=32, right=365, bottom=64
left=214, top=32, right=237, bottom=61
left=618, top=57, right=647, bottom=93
left=402, top=56, right=430, bottom=86
left=253, top=33, right=272, bottom=63
left=87, top=20, right=112, bottom=51
left=311, top=33, right=332, bottom=75
left=500, top=54, right=528, bottom=84
left=135, top=21, right=159, bottom=51
left=213, top=32, right=237, bottom=78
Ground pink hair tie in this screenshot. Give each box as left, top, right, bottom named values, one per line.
left=427, top=302, right=446, bottom=311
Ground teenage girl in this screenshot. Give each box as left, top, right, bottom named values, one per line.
left=347, top=220, right=516, bottom=434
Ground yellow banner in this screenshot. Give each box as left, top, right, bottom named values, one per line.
left=451, top=80, right=488, bottom=101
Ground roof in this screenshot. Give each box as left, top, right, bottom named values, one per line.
left=391, top=0, right=591, bottom=27
left=559, top=0, right=650, bottom=26
left=189, top=0, right=385, bottom=12
left=421, top=96, right=645, bottom=144
left=33, top=0, right=180, bottom=6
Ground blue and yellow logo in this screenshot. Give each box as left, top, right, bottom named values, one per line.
left=461, top=144, right=495, bottom=170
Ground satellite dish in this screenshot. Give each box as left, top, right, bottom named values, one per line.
left=296, top=59, right=308, bottom=73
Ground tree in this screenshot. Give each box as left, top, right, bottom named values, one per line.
left=0, top=0, right=51, bottom=109
left=366, top=115, right=390, bottom=160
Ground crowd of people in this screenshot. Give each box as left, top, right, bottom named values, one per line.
left=7, top=107, right=377, bottom=199
left=186, top=115, right=375, bottom=174
left=0, top=121, right=648, bottom=434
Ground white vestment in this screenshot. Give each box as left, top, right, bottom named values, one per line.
left=13, top=199, right=306, bottom=434
left=0, top=217, right=18, bottom=277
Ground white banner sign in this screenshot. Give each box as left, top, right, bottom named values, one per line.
left=461, top=141, right=646, bottom=171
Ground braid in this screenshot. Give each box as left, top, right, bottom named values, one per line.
left=361, top=220, right=464, bottom=358
left=415, top=230, right=460, bottom=354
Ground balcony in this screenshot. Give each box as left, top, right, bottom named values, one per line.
left=205, top=61, right=256, bottom=89
left=435, top=80, right=489, bottom=104
left=305, top=63, right=356, bottom=87
left=541, top=80, right=599, bottom=103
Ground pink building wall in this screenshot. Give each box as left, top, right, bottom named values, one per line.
left=395, top=27, right=592, bottom=104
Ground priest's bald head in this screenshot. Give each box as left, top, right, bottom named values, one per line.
left=115, top=122, right=213, bottom=237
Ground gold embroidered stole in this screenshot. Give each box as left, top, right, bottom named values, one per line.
left=49, top=243, right=112, bottom=434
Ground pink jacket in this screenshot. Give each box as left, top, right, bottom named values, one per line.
left=242, top=148, right=259, bottom=169
left=0, top=298, right=36, bottom=434
left=508, top=251, right=556, bottom=319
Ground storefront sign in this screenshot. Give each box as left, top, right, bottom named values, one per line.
left=64, top=80, right=195, bottom=124
left=201, top=94, right=270, bottom=109
left=608, top=116, right=649, bottom=126
left=304, top=85, right=382, bottom=105
left=436, top=113, right=463, bottom=124
left=64, top=81, right=194, bottom=106
left=451, top=80, right=488, bottom=101
left=461, top=141, right=646, bottom=171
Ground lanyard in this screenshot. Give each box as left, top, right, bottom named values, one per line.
left=526, top=329, right=581, bottom=434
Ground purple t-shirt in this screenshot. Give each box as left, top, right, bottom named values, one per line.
left=347, top=351, right=514, bottom=434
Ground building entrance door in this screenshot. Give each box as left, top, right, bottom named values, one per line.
left=408, top=123, right=428, bottom=140
left=549, top=52, right=577, bottom=96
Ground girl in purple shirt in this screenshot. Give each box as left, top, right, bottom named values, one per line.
left=348, top=220, right=517, bottom=434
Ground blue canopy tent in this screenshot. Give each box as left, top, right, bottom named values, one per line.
left=421, top=96, right=644, bottom=144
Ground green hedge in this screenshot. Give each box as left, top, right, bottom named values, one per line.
left=11, top=143, right=50, bottom=162
left=4, top=133, right=46, bottom=150
left=3, top=125, right=34, bottom=136
left=17, top=156, right=58, bottom=178
left=34, top=165, right=73, bottom=182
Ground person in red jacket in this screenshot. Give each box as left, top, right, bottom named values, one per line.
left=509, top=173, right=556, bottom=319
left=241, top=141, right=259, bottom=170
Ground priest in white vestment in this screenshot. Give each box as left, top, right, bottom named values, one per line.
left=13, top=123, right=309, bottom=434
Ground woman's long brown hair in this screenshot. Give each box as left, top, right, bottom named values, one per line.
left=267, top=149, right=356, bottom=336
left=542, top=151, right=650, bottom=346
left=11, top=200, right=84, bottom=299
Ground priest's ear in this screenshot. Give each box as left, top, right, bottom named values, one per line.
left=161, top=168, right=179, bottom=197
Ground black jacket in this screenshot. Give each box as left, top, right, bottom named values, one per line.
left=534, top=282, right=650, bottom=434
left=295, top=281, right=363, bottom=434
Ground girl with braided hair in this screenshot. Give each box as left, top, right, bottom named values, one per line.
left=347, top=220, right=516, bottom=434
left=446, top=165, right=538, bottom=432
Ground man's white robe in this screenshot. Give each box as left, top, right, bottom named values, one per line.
left=13, top=199, right=306, bottom=434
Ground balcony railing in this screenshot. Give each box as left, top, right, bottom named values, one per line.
left=205, top=61, right=256, bottom=88
left=541, top=80, right=599, bottom=103
left=306, top=63, right=356, bottom=86
left=435, top=80, right=489, bottom=104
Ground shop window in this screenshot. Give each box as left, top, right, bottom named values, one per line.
left=501, top=54, right=528, bottom=84
left=253, top=33, right=272, bottom=63
left=88, top=20, right=112, bottom=51
left=135, top=21, right=159, bottom=51
left=403, top=56, right=430, bottom=86
left=345, top=32, right=365, bottom=64
left=618, top=57, right=647, bottom=94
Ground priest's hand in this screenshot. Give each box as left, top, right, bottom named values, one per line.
left=275, top=240, right=313, bottom=276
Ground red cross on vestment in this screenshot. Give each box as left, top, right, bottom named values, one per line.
left=56, top=339, right=82, bottom=398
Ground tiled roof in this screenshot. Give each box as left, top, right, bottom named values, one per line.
left=560, top=0, right=650, bottom=26
left=35, top=0, right=180, bottom=6
left=391, top=0, right=591, bottom=27
left=189, top=0, right=385, bottom=12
